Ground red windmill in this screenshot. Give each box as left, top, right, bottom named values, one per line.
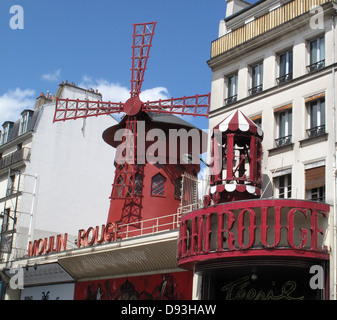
left=53, top=22, right=210, bottom=234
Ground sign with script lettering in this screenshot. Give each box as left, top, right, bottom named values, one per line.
left=207, top=265, right=323, bottom=300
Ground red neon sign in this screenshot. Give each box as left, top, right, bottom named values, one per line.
left=178, top=199, right=330, bottom=268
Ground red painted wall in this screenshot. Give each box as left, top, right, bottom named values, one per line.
left=74, top=271, right=193, bottom=300
left=107, top=163, right=199, bottom=227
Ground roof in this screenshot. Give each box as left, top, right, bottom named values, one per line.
left=213, top=109, right=263, bottom=138
left=224, top=0, right=266, bottom=22
left=146, top=112, right=198, bottom=129
left=0, top=109, right=41, bottom=147
left=103, top=112, right=208, bottom=152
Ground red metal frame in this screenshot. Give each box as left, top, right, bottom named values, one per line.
left=54, top=93, right=210, bottom=122
left=142, top=94, right=210, bottom=117
left=130, top=22, right=157, bottom=98
left=53, top=98, right=124, bottom=122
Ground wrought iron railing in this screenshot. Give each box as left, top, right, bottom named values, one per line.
left=275, top=135, right=292, bottom=147
left=306, top=125, right=325, bottom=138
left=225, top=95, right=237, bottom=105
left=248, top=84, right=263, bottom=96
left=307, top=60, right=325, bottom=73
left=276, top=73, right=293, bottom=84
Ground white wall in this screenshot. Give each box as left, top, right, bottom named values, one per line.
left=18, top=92, right=117, bottom=241
left=20, top=283, right=75, bottom=300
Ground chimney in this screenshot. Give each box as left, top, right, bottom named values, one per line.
left=225, top=0, right=250, bottom=18
left=34, top=92, right=53, bottom=110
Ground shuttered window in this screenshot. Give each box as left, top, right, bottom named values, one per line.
left=305, top=166, right=325, bottom=190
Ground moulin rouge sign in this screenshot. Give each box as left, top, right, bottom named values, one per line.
left=28, top=199, right=330, bottom=258
left=178, top=199, right=331, bottom=266
left=28, top=223, right=118, bottom=257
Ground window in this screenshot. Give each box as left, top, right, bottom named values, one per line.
left=1, top=209, right=10, bottom=233
left=0, top=124, right=10, bottom=145
left=275, top=107, right=292, bottom=147
left=274, top=174, right=292, bottom=198
left=225, top=73, right=238, bottom=105
left=307, top=36, right=325, bottom=72
left=306, top=96, right=325, bottom=138
left=251, top=115, right=262, bottom=129
left=114, top=175, right=124, bottom=198
left=7, top=175, right=16, bottom=196
left=134, top=173, right=143, bottom=196
left=277, top=50, right=293, bottom=84
left=151, top=173, right=166, bottom=196
left=19, top=112, right=29, bottom=135
left=249, top=62, right=263, bottom=95
left=174, top=177, right=182, bottom=199
left=305, top=166, right=325, bottom=202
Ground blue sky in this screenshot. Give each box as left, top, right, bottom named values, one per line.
left=0, top=0, right=255, bottom=129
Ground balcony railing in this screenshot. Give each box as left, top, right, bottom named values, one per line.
left=307, top=60, right=325, bottom=73
left=248, top=84, right=263, bottom=96
left=276, top=73, right=293, bottom=84
left=211, top=0, right=330, bottom=58
left=306, top=125, right=325, bottom=138
left=0, top=148, right=31, bottom=170
left=275, top=135, right=292, bottom=147
left=11, top=211, right=183, bottom=260
left=225, top=95, right=237, bottom=105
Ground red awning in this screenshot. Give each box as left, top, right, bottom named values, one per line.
left=213, top=110, right=263, bottom=138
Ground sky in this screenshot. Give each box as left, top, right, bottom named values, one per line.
left=0, top=0, right=235, bottom=130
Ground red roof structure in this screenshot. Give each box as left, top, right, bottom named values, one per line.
left=213, top=109, right=263, bottom=137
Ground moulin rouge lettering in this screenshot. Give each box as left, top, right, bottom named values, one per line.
left=178, top=201, right=329, bottom=260
left=28, top=223, right=118, bottom=257
left=28, top=234, right=68, bottom=257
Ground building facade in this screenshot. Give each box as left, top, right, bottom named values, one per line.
left=206, top=0, right=337, bottom=299
left=0, top=82, right=117, bottom=280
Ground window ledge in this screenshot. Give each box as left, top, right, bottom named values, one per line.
left=299, top=133, right=328, bottom=147
left=268, top=143, right=294, bottom=156
left=150, top=194, right=167, bottom=198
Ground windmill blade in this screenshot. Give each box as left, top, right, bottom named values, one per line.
left=142, top=93, right=210, bottom=118
left=53, top=97, right=124, bottom=122
left=130, top=22, right=157, bottom=98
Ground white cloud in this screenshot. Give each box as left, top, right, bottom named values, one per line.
left=79, top=76, right=130, bottom=102
left=0, top=88, right=36, bottom=124
left=79, top=76, right=170, bottom=103
left=139, top=87, right=170, bottom=102
left=42, top=69, right=61, bottom=82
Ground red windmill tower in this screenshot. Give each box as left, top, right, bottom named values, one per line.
left=53, top=22, right=210, bottom=235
